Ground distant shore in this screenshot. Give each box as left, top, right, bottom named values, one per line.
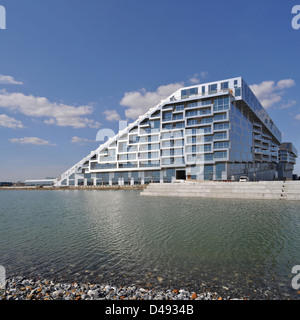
left=0, top=185, right=146, bottom=191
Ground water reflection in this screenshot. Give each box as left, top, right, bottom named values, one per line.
left=0, top=190, right=300, bottom=299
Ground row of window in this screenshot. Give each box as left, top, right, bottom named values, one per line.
left=181, top=81, right=234, bottom=99
left=186, top=151, right=227, bottom=162
left=99, top=141, right=229, bottom=162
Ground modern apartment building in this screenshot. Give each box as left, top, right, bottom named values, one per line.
left=54, top=77, right=297, bottom=186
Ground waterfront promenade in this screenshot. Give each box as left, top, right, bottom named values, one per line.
left=2, top=181, right=300, bottom=200
left=141, top=181, right=300, bottom=200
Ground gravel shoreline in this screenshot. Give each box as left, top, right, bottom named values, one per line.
left=0, top=277, right=242, bottom=300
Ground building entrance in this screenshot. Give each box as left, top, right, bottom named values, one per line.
left=176, top=170, right=186, bottom=180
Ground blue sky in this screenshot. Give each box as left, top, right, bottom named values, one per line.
left=0, top=0, right=300, bottom=181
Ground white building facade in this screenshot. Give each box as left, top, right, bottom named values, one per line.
left=54, top=77, right=297, bottom=186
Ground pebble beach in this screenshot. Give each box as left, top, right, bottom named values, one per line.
left=0, top=277, right=240, bottom=301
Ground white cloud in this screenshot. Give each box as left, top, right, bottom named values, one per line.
left=71, top=136, right=95, bottom=145
left=200, top=71, right=209, bottom=79
left=188, top=71, right=209, bottom=84
left=0, top=90, right=101, bottom=128
left=250, top=79, right=295, bottom=109
left=0, top=114, right=24, bottom=129
left=103, top=109, right=121, bottom=122
left=120, top=82, right=184, bottom=119
left=189, top=74, right=200, bottom=84
left=0, top=75, right=23, bottom=85
left=277, top=79, right=295, bottom=90
left=280, top=100, right=297, bottom=109
left=9, top=137, right=56, bottom=146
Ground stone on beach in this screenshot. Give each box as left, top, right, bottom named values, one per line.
left=0, top=277, right=238, bottom=301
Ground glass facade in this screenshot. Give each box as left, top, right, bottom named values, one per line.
left=56, top=77, right=297, bottom=187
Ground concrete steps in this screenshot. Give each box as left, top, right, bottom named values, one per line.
left=140, top=181, right=300, bottom=200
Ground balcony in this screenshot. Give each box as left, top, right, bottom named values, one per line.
left=139, top=161, right=160, bottom=168
left=186, top=109, right=211, bottom=118
left=162, top=114, right=184, bottom=122
left=254, top=148, right=262, bottom=154
left=139, top=128, right=160, bottom=135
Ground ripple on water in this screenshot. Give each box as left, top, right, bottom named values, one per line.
left=0, top=190, right=300, bottom=299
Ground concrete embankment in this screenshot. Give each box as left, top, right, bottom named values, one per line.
left=140, top=181, right=300, bottom=200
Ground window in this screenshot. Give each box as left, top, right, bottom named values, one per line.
left=173, top=114, right=183, bottom=120
left=187, top=119, right=198, bottom=126
left=187, top=136, right=196, bottom=144
left=235, top=87, right=241, bottom=96
left=174, top=139, right=184, bottom=146
left=208, top=84, right=217, bottom=94
left=214, top=151, right=227, bottom=159
left=162, top=111, right=172, bottom=121
left=91, top=163, right=117, bottom=169
left=187, top=101, right=199, bottom=108
left=186, top=108, right=211, bottom=117
left=202, top=99, right=212, bottom=106
left=151, top=143, right=160, bottom=150
left=175, top=104, right=184, bottom=111
left=199, top=145, right=212, bottom=152
left=162, top=123, right=172, bottom=130
left=221, top=82, right=229, bottom=90
left=216, top=163, right=226, bottom=180
left=214, top=97, right=230, bottom=111
left=204, top=154, right=214, bottom=161
left=214, top=132, right=227, bottom=140
left=202, top=86, right=205, bottom=95
left=174, top=122, right=184, bottom=128
left=181, top=87, right=198, bottom=99
left=214, top=113, right=227, bottom=121
left=202, top=126, right=212, bottom=133
left=151, top=110, right=160, bottom=118
left=187, top=117, right=213, bottom=126
left=214, top=122, right=229, bottom=130
left=174, top=157, right=185, bottom=165
left=214, top=141, right=229, bottom=149
left=140, top=160, right=160, bottom=168
left=129, top=135, right=140, bottom=143
left=161, top=132, right=171, bottom=139
left=204, top=165, right=214, bottom=180
left=151, top=120, right=160, bottom=128
left=204, top=135, right=213, bottom=142
left=201, top=117, right=213, bottom=124
left=164, top=168, right=175, bottom=182
left=216, top=163, right=225, bottom=171
left=119, top=162, right=137, bottom=168
left=162, top=140, right=174, bottom=148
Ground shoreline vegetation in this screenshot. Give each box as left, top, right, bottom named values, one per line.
left=0, top=277, right=242, bottom=300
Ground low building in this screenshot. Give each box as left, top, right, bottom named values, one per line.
left=278, top=142, right=298, bottom=180
left=0, top=182, right=13, bottom=187
left=25, top=179, right=56, bottom=186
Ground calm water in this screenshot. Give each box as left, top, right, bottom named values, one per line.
left=0, top=190, right=300, bottom=299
